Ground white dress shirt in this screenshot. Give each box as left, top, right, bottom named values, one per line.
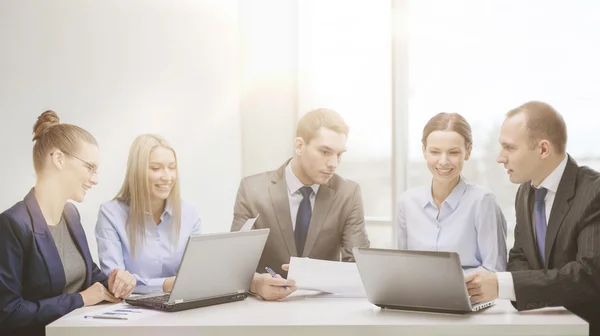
left=398, top=176, right=507, bottom=272
left=95, top=200, right=202, bottom=294
left=497, top=155, right=568, bottom=300
left=285, top=161, right=319, bottom=230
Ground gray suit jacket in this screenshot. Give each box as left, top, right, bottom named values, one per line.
left=231, top=160, right=370, bottom=277
left=508, top=155, right=600, bottom=334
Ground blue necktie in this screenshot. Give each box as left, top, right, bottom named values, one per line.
left=534, top=187, right=548, bottom=264
left=295, top=186, right=313, bottom=256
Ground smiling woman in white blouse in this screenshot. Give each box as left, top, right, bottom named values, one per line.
left=397, top=113, right=507, bottom=272
left=95, top=134, right=202, bottom=294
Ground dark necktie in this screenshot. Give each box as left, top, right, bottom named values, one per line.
left=295, top=186, right=313, bottom=256
left=534, top=187, right=548, bottom=264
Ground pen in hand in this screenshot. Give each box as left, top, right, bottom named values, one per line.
left=265, top=266, right=292, bottom=292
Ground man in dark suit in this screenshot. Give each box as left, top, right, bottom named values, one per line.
left=231, top=108, right=370, bottom=301
left=465, top=101, right=600, bottom=335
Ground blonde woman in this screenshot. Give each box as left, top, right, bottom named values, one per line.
left=95, top=134, right=201, bottom=294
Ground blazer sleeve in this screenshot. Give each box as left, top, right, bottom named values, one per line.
left=341, top=184, right=370, bottom=261
left=90, top=262, right=109, bottom=288
left=231, top=179, right=252, bottom=232
left=511, top=191, right=600, bottom=310
left=0, top=213, right=84, bottom=330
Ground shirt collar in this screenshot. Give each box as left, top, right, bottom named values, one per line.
left=144, top=200, right=173, bottom=217
left=285, top=160, right=320, bottom=196
left=423, top=176, right=468, bottom=210
left=535, top=155, right=568, bottom=194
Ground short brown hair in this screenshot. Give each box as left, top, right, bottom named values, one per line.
left=506, top=101, right=567, bottom=154
left=32, top=110, right=98, bottom=173
left=421, top=112, right=473, bottom=148
left=296, top=108, right=349, bottom=144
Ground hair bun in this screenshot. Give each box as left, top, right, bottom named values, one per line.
left=32, top=110, right=60, bottom=141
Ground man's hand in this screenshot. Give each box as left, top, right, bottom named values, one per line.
left=465, top=270, right=499, bottom=303
left=250, top=265, right=296, bottom=301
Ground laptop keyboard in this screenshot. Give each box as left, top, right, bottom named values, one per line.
left=139, top=294, right=170, bottom=304
left=471, top=301, right=494, bottom=311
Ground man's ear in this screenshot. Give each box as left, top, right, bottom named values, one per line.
left=539, top=140, right=551, bottom=159
left=295, top=137, right=305, bottom=156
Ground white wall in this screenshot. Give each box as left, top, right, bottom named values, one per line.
left=296, top=0, right=395, bottom=248
left=0, top=0, right=241, bottom=261
left=239, top=0, right=297, bottom=176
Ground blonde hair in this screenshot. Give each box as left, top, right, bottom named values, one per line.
left=32, top=110, right=97, bottom=173
left=422, top=112, right=473, bottom=148
left=296, top=108, right=349, bottom=144
left=506, top=101, right=567, bottom=154
left=114, top=134, right=182, bottom=256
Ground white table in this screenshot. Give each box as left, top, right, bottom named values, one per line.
left=46, top=294, right=588, bottom=336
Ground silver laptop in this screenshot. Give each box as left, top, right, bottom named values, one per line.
left=353, top=247, right=495, bottom=314
left=126, top=229, right=269, bottom=312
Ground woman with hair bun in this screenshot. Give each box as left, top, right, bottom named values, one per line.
left=0, top=110, right=135, bottom=335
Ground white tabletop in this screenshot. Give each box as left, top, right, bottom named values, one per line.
left=46, top=293, right=588, bottom=336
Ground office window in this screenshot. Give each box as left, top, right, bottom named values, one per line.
left=408, top=0, right=600, bottom=248
left=297, top=0, right=394, bottom=248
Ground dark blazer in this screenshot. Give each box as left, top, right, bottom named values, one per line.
left=508, top=155, right=600, bottom=335
left=231, top=160, right=370, bottom=278
left=0, top=189, right=109, bottom=335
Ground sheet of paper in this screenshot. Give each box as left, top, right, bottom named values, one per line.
left=66, top=303, right=163, bottom=323
left=306, top=292, right=367, bottom=298
left=287, top=257, right=366, bottom=297
left=239, top=214, right=260, bottom=231
left=288, top=289, right=365, bottom=299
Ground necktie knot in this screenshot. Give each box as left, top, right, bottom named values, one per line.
left=299, top=186, right=313, bottom=198
left=535, top=187, right=548, bottom=202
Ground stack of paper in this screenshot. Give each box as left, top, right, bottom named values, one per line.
left=286, top=257, right=366, bottom=297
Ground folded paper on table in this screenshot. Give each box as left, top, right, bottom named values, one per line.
left=287, top=257, right=366, bottom=297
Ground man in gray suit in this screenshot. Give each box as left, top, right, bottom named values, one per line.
left=231, top=108, right=370, bottom=301
left=466, top=101, right=600, bottom=335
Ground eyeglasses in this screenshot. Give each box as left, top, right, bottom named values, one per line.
left=50, top=150, right=98, bottom=177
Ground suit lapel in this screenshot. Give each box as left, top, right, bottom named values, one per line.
left=303, top=184, right=335, bottom=257
left=63, top=203, right=92, bottom=286
left=24, top=189, right=66, bottom=294
left=269, top=167, right=297, bottom=257
left=544, top=156, right=577, bottom=267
